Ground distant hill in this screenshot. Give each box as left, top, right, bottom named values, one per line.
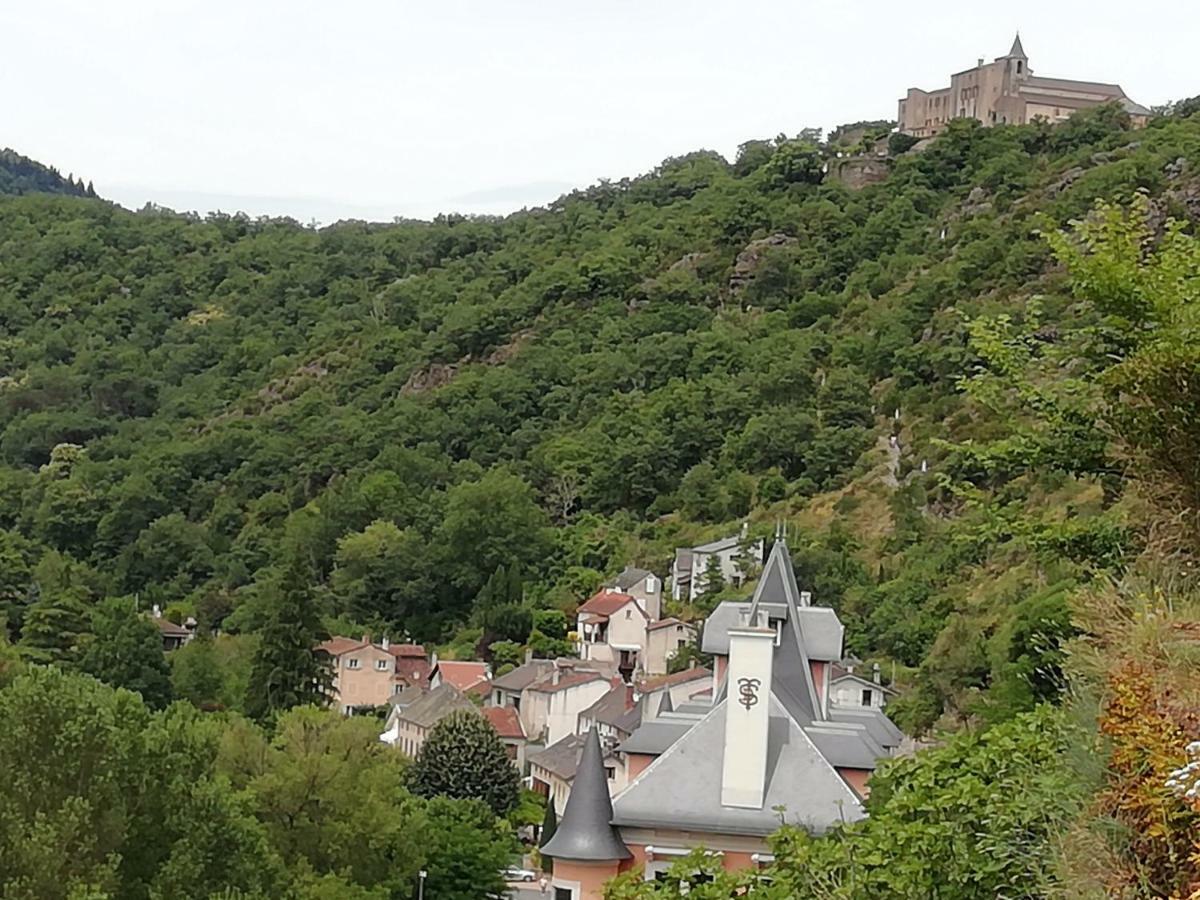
left=0, top=148, right=97, bottom=198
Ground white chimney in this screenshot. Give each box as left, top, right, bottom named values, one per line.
left=151, top=604, right=162, bottom=619
left=381, top=636, right=389, bottom=651
left=720, top=607, right=775, bottom=809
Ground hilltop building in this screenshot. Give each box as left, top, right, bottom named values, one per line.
left=898, top=34, right=1150, bottom=138
left=541, top=534, right=902, bottom=898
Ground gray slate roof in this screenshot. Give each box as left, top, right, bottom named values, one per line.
left=610, top=566, right=652, bottom=590
left=701, top=602, right=843, bottom=661
left=611, top=697, right=864, bottom=837
left=830, top=706, right=905, bottom=748
left=528, top=734, right=587, bottom=780
left=580, top=685, right=634, bottom=730
left=541, top=728, right=631, bottom=862
left=490, top=660, right=553, bottom=692
left=616, top=720, right=693, bottom=756
left=397, top=682, right=474, bottom=728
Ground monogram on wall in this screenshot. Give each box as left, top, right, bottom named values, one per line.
left=737, top=677, right=761, bottom=710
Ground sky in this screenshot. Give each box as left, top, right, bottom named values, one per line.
left=4, top=0, right=1195, bottom=223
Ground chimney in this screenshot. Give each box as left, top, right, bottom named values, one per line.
left=552, top=666, right=561, bottom=687
left=361, top=633, right=370, bottom=644
left=873, top=663, right=882, bottom=685
left=525, top=647, right=534, bottom=665
left=977, top=57, right=984, bottom=67
left=151, top=604, right=162, bottom=619
left=720, top=606, right=775, bottom=809
left=381, top=635, right=390, bottom=651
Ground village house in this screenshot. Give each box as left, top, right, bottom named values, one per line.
left=576, top=589, right=695, bottom=680
left=150, top=605, right=194, bottom=651
left=829, top=660, right=897, bottom=710
left=604, top=566, right=663, bottom=621
left=529, top=732, right=624, bottom=818
left=483, top=705, right=530, bottom=771
left=898, top=34, right=1151, bottom=138
left=541, top=533, right=903, bottom=898
left=428, top=657, right=491, bottom=697
left=670, top=527, right=764, bottom=602
left=380, top=682, right=476, bottom=757
left=317, top=635, right=430, bottom=714
left=522, top=665, right=613, bottom=747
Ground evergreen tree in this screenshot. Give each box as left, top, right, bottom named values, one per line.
left=77, top=597, right=172, bottom=709
left=170, top=634, right=225, bottom=710
left=18, top=585, right=89, bottom=666
left=538, top=797, right=557, bottom=874
left=697, top=553, right=726, bottom=608
left=246, top=562, right=331, bottom=720
left=409, top=709, right=520, bottom=816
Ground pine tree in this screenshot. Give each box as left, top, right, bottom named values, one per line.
left=409, top=709, right=520, bottom=817
left=538, top=796, right=558, bottom=874
left=245, top=561, right=330, bottom=720
left=77, top=597, right=172, bottom=709
left=19, top=585, right=89, bottom=666
left=697, top=553, right=726, bottom=608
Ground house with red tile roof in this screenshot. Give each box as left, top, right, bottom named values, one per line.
left=483, top=705, right=530, bottom=771
left=429, top=658, right=491, bottom=697
left=576, top=588, right=695, bottom=680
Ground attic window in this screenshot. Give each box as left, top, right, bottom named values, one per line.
left=861, top=689, right=873, bottom=706
left=625, top=610, right=632, bottom=620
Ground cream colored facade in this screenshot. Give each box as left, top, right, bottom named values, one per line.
left=898, top=35, right=1149, bottom=138
left=643, top=620, right=692, bottom=676
left=325, top=642, right=397, bottom=712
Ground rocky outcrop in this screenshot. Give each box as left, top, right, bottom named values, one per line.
left=729, top=233, right=796, bottom=292
left=827, top=157, right=891, bottom=190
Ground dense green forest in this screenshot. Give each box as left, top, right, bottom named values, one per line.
left=2, top=100, right=1200, bottom=896
left=0, top=148, right=97, bottom=199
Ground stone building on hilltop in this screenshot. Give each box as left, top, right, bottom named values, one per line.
left=898, top=34, right=1150, bottom=138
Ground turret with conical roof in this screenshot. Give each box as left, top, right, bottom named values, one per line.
left=1007, top=31, right=1026, bottom=59
left=540, top=727, right=631, bottom=863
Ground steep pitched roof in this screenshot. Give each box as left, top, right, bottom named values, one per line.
left=702, top=602, right=842, bottom=660
left=540, top=728, right=631, bottom=862
left=616, top=720, right=693, bottom=756
left=483, top=705, right=526, bottom=740
left=611, top=697, right=864, bottom=837
left=578, top=589, right=643, bottom=618
left=1008, top=32, right=1026, bottom=58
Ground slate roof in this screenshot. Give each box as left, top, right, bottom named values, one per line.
left=829, top=706, right=905, bottom=749
left=541, top=729, right=631, bottom=862
left=490, top=660, right=554, bottom=692
left=610, top=567, right=652, bottom=590
left=616, top=720, right=693, bottom=756
left=397, top=682, right=475, bottom=728
left=611, top=697, right=864, bottom=837
left=388, top=683, right=425, bottom=710
left=1008, top=32, right=1026, bottom=58
left=701, top=602, right=843, bottom=661
left=580, top=684, right=635, bottom=729
left=528, top=733, right=588, bottom=780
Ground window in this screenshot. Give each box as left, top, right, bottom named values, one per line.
left=1016, top=60, right=1023, bottom=74
left=861, top=689, right=873, bottom=706
left=375, top=659, right=389, bottom=671
left=555, top=888, right=574, bottom=900
left=625, top=609, right=632, bottom=620
left=347, top=658, right=361, bottom=670
left=605, top=765, right=616, bottom=780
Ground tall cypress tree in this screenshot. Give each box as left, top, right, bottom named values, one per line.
left=538, top=797, right=557, bottom=874
left=19, top=586, right=89, bottom=666
left=246, top=561, right=331, bottom=720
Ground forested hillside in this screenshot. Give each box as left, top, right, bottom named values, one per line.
left=3, top=102, right=1200, bottom=896
left=0, top=148, right=97, bottom=198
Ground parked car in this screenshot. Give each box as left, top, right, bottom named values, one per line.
left=503, top=866, right=537, bottom=882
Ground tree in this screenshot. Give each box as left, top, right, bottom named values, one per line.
left=170, top=634, right=226, bottom=710
left=18, top=583, right=90, bottom=667
left=539, top=790, right=558, bottom=873
left=438, top=471, right=552, bottom=598
left=409, top=709, right=521, bottom=817
left=331, top=520, right=433, bottom=626
left=696, top=553, right=726, bottom=608
left=677, top=462, right=724, bottom=522
left=219, top=707, right=426, bottom=895
left=245, top=562, right=331, bottom=720
left=77, top=597, right=172, bottom=709
left=420, top=797, right=515, bottom=900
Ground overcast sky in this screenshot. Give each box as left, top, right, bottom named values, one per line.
left=4, top=0, right=1195, bottom=222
